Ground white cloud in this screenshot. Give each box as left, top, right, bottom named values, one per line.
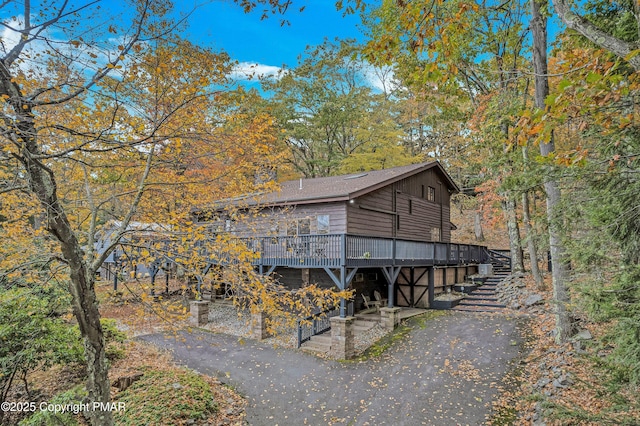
left=360, top=63, right=400, bottom=94
left=0, top=16, right=23, bottom=55
left=230, top=62, right=287, bottom=81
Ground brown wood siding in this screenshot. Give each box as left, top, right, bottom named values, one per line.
left=275, top=203, right=347, bottom=235
left=223, top=203, right=347, bottom=237
left=346, top=169, right=453, bottom=242
left=347, top=186, right=394, bottom=237
left=346, top=169, right=454, bottom=241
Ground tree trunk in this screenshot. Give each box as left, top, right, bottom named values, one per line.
left=522, top=191, right=544, bottom=288
left=12, top=108, right=113, bottom=425
left=531, top=0, right=574, bottom=343
left=502, top=196, right=525, bottom=273
left=474, top=210, right=485, bottom=242
left=551, top=0, right=640, bottom=71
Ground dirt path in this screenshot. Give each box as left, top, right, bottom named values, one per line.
left=140, top=312, right=523, bottom=425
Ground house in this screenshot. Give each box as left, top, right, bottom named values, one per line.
left=195, top=161, right=489, bottom=312
left=94, top=220, right=176, bottom=290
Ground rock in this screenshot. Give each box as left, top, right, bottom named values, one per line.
left=112, top=373, right=144, bottom=392
left=574, top=330, right=592, bottom=341
left=525, top=294, right=544, bottom=306
left=172, top=382, right=183, bottom=390
left=553, top=374, right=572, bottom=388
left=535, top=378, right=551, bottom=389
left=573, top=341, right=588, bottom=354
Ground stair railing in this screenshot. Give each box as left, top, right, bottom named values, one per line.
left=487, top=249, right=512, bottom=271
left=296, top=301, right=354, bottom=348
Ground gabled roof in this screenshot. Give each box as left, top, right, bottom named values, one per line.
left=251, top=161, right=459, bottom=207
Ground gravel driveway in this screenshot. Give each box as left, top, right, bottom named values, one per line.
left=140, top=312, right=523, bottom=426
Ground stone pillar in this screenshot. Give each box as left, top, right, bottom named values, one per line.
left=380, top=307, right=401, bottom=331
left=189, top=300, right=209, bottom=326
left=330, top=316, right=355, bottom=360
left=251, top=310, right=269, bottom=340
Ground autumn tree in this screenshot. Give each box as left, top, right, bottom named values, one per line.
left=359, top=0, right=533, bottom=270
left=531, top=11, right=640, bottom=378
left=0, top=1, right=332, bottom=425
left=528, top=0, right=574, bottom=341
left=263, top=39, right=417, bottom=177
left=551, top=0, right=640, bottom=71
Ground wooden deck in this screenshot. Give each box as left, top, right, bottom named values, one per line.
left=354, top=307, right=428, bottom=322
left=241, top=234, right=488, bottom=269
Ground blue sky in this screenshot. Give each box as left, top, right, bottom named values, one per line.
left=182, top=2, right=364, bottom=71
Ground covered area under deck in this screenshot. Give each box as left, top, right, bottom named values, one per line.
left=243, top=233, right=488, bottom=315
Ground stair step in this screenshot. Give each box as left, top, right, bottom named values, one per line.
left=453, top=305, right=505, bottom=313
left=301, top=343, right=330, bottom=353
left=310, top=334, right=331, bottom=343
left=354, top=319, right=377, bottom=328
left=465, top=296, right=499, bottom=302
left=458, top=302, right=506, bottom=309
left=302, top=342, right=330, bottom=352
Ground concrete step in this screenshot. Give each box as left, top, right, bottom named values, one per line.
left=310, top=334, right=331, bottom=344
left=354, top=319, right=377, bottom=328
left=301, top=342, right=330, bottom=353
left=301, top=334, right=331, bottom=353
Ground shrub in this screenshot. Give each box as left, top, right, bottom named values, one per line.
left=114, top=368, right=217, bottom=425
left=19, top=385, right=86, bottom=426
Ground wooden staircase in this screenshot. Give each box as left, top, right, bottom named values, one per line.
left=452, top=254, right=511, bottom=313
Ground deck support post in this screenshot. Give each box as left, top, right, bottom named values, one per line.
left=428, top=267, right=435, bottom=308
left=381, top=266, right=401, bottom=308
left=150, top=264, right=158, bottom=296
left=442, top=266, right=447, bottom=292
left=324, top=266, right=358, bottom=318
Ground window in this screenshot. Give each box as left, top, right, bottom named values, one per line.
left=431, top=227, right=441, bottom=242
left=427, top=186, right=436, bottom=202
left=299, top=218, right=310, bottom=235
left=409, top=199, right=413, bottom=215
left=317, top=215, right=330, bottom=234
left=287, top=220, right=297, bottom=236
left=287, top=218, right=311, bottom=236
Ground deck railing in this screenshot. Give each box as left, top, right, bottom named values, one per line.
left=239, top=234, right=489, bottom=268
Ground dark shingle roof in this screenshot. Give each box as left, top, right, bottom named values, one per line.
left=255, top=161, right=459, bottom=206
